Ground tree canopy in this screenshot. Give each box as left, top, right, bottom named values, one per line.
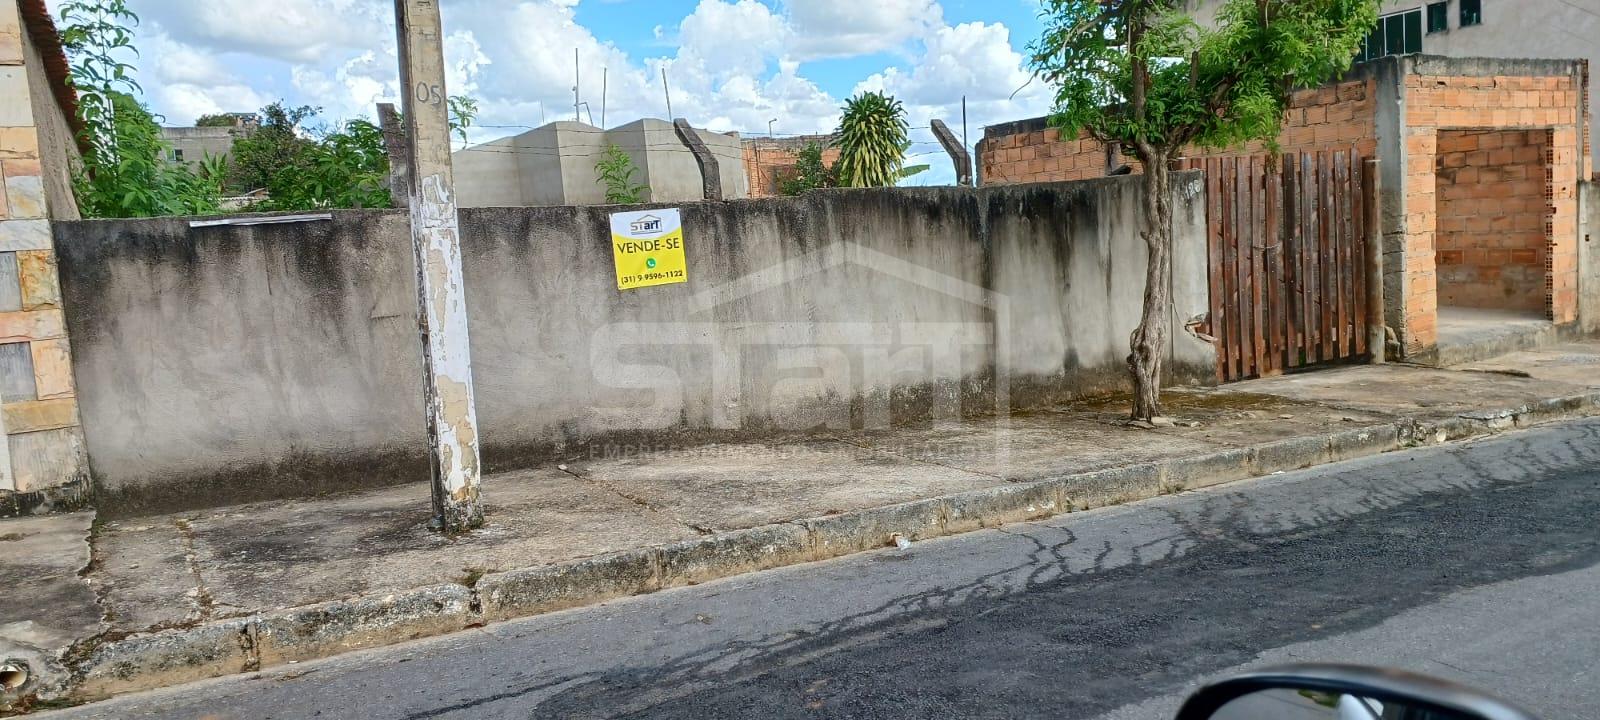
left=1029, top=0, right=1378, bottom=161
left=60, top=0, right=222, bottom=217
left=195, top=113, right=242, bottom=127
left=778, top=141, right=837, bottom=195
left=227, top=102, right=392, bottom=210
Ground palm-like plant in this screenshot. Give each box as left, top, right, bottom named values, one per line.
left=834, top=91, right=909, bottom=188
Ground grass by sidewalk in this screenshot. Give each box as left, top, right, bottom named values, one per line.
left=5, top=342, right=1600, bottom=710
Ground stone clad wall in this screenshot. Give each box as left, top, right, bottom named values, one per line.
left=54, top=177, right=1212, bottom=516
left=0, top=0, right=88, bottom=514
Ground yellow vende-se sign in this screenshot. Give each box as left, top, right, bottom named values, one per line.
left=609, top=208, right=688, bottom=290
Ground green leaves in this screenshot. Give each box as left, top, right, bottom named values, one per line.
left=60, top=2, right=465, bottom=216
left=194, top=113, right=239, bottom=127
left=229, top=104, right=393, bottom=211
left=69, top=92, right=223, bottom=218
left=898, top=164, right=930, bottom=180
left=447, top=95, right=479, bottom=147
left=835, top=91, right=910, bottom=188
left=594, top=143, right=647, bottom=204
left=778, top=141, right=837, bottom=196
left=61, top=0, right=221, bottom=217
left=1028, top=0, right=1380, bottom=159
left=1025, top=0, right=1381, bottom=421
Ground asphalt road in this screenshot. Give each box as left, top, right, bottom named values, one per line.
left=42, top=419, right=1600, bottom=720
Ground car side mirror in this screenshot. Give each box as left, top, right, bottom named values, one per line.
left=1175, top=663, right=1538, bottom=720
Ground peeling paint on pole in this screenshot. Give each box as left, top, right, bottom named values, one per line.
left=395, top=0, right=483, bottom=532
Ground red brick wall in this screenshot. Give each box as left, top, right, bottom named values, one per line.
left=1435, top=129, right=1550, bottom=312
left=1188, top=80, right=1379, bottom=161
left=1400, top=73, right=1584, bottom=351
left=977, top=79, right=1379, bottom=185
left=977, top=128, right=1115, bottom=184
left=741, top=136, right=840, bottom=198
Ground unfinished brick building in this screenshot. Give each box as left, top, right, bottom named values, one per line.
left=977, top=55, right=1591, bottom=363
left=741, top=134, right=840, bottom=199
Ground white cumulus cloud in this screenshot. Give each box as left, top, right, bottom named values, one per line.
left=785, top=0, right=944, bottom=59
left=135, top=0, right=389, bottom=64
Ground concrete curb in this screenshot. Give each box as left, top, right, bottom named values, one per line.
left=59, top=391, right=1600, bottom=703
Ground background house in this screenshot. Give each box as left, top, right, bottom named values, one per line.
left=159, top=112, right=256, bottom=165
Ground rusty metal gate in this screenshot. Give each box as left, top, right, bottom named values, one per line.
left=1180, top=149, right=1377, bottom=382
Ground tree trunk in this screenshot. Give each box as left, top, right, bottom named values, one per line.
left=1128, top=154, right=1173, bottom=422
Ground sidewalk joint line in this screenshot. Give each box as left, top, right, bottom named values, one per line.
left=78, top=518, right=116, bottom=633
left=173, top=519, right=216, bottom=623
left=555, top=464, right=712, bottom=536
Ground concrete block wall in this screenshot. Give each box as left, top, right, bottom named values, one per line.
left=0, top=0, right=88, bottom=514
left=1435, top=129, right=1551, bottom=311
left=630, top=119, right=746, bottom=202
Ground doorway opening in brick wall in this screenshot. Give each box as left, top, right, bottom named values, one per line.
left=1432, top=128, right=1556, bottom=360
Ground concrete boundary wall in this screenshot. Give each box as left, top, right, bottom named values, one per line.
left=54, top=177, right=1211, bottom=516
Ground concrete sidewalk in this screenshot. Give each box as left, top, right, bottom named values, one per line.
left=5, top=343, right=1600, bottom=711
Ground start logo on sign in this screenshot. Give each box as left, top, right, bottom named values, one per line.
left=609, top=208, right=688, bottom=290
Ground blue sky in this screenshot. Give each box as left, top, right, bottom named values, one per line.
left=69, top=1, right=1057, bottom=184
left=564, top=0, right=1046, bottom=113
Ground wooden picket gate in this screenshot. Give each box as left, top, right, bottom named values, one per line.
left=1179, top=149, right=1376, bottom=382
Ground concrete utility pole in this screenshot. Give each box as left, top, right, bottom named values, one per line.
left=931, top=119, right=972, bottom=187
left=673, top=119, right=722, bottom=200
left=376, top=102, right=410, bottom=208
left=394, top=0, right=485, bottom=533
